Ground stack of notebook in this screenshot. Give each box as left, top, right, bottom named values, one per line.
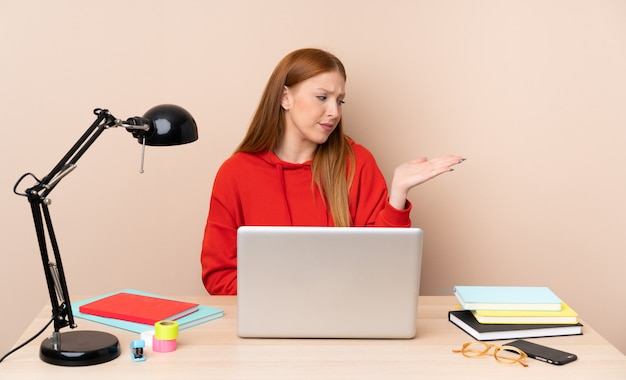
left=448, top=286, right=583, bottom=341
left=73, top=289, right=224, bottom=333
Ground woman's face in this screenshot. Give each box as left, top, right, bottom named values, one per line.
left=281, top=70, right=346, bottom=152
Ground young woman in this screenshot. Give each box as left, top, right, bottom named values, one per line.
left=201, top=48, right=465, bottom=295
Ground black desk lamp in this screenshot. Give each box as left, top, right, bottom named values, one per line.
left=13, top=105, right=198, bottom=366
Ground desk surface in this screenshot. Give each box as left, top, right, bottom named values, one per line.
left=2, top=296, right=625, bottom=379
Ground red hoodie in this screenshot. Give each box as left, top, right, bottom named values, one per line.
left=200, top=140, right=411, bottom=295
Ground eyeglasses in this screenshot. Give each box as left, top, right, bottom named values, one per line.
left=453, top=341, right=529, bottom=367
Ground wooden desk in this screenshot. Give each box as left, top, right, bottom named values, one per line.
left=2, top=296, right=625, bottom=379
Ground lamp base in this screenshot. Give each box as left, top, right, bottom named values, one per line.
left=40, top=330, right=120, bottom=366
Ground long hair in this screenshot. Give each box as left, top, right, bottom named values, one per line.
left=236, top=48, right=355, bottom=226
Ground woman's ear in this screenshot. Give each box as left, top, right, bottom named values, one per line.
left=281, top=86, right=291, bottom=111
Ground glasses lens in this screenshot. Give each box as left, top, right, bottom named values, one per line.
left=462, top=342, right=490, bottom=358
left=495, top=346, right=523, bottom=364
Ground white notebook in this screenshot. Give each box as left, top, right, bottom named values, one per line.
left=237, top=226, right=423, bottom=339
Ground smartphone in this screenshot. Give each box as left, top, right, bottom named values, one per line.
left=505, top=340, right=577, bottom=365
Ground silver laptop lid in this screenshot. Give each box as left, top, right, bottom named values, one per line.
left=237, top=226, right=423, bottom=339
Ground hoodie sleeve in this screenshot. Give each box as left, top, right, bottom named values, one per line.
left=201, top=159, right=239, bottom=295
left=349, top=143, right=412, bottom=227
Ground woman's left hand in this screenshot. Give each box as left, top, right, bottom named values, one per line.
left=388, top=155, right=466, bottom=210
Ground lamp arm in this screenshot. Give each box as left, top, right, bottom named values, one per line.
left=21, top=108, right=122, bottom=335
left=36, top=109, right=119, bottom=198
left=28, top=197, right=74, bottom=333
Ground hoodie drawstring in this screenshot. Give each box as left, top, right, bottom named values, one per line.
left=275, top=164, right=293, bottom=225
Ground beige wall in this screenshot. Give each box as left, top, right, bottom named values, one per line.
left=1, top=0, right=625, bottom=356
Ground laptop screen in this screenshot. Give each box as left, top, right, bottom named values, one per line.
left=237, top=226, right=423, bottom=339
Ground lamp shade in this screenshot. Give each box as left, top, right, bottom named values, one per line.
left=140, top=104, right=198, bottom=146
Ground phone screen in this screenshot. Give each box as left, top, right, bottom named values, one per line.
left=504, top=340, right=578, bottom=365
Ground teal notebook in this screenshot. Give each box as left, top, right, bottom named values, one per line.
left=71, top=289, right=224, bottom=333
left=453, top=286, right=562, bottom=311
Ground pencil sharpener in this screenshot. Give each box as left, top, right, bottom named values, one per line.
left=130, top=339, right=146, bottom=362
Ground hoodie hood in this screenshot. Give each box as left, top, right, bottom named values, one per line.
left=257, top=151, right=328, bottom=225
left=257, top=150, right=312, bottom=168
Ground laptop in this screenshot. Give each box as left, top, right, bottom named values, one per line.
left=237, top=226, right=423, bottom=339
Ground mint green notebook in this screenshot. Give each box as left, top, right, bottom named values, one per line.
left=453, top=286, right=562, bottom=311
left=71, top=289, right=224, bottom=333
